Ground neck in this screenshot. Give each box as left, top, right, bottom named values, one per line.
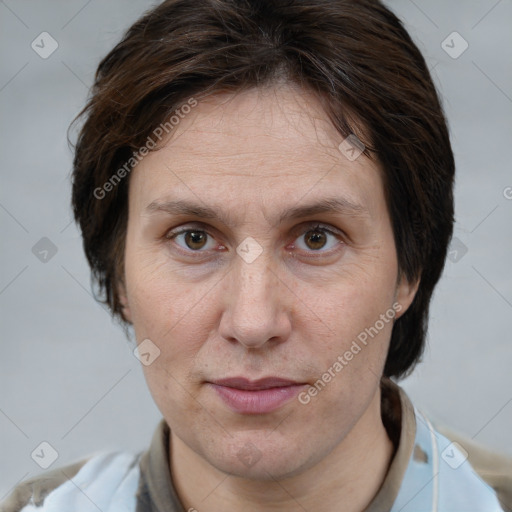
left=170, top=386, right=395, bottom=512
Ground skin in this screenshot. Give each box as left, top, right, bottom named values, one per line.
left=119, top=84, right=418, bottom=512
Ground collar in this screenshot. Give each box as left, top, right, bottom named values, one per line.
left=137, top=380, right=420, bottom=512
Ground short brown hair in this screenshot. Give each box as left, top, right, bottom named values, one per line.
left=71, top=0, right=455, bottom=379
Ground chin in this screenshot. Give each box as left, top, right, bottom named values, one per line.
left=205, top=433, right=316, bottom=481
left=219, top=455, right=304, bottom=481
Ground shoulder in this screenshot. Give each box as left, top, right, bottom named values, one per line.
left=396, top=406, right=510, bottom=512
left=1, top=451, right=141, bottom=512
left=387, top=382, right=510, bottom=512
left=435, top=422, right=512, bottom=512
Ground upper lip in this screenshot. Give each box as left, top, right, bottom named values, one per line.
left=210, top=377, right=303, bottom=390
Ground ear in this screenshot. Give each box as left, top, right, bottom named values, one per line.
left=117, top=280, right=133, bottom=324
left=394, top=272, right=420, bottom=320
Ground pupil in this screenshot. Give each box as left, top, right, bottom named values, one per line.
left=307, top=230, right=326, bottom=250
left=183, top=230, right=327, bottom=251
left=185, top=231, right=206, bottom=249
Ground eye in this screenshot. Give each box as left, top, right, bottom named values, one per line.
left=293, top=224, right=343, bottom=253
left=165, top=223, right=344, bottom=258
left=166, top=228, right=218, bottom=252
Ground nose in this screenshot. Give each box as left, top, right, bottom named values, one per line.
left=218, top=247, right=292, bottom=349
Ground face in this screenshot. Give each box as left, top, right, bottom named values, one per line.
left=121, top=85, right=417, bottom=480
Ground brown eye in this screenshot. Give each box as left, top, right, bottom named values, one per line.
left=304, top=229, right=328, bottom=250
left=184, top=231, right=208, bottom=250
left=166, top=228, right=216, bottom=252
left=293, top=224, right=342, bottom=253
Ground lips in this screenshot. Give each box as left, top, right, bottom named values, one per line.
left=213, top=377, right=301, bottom=390
left=207, top=377, right=306, bottom=414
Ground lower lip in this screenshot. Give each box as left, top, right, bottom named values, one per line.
left=209, top=383, right=305, bottom=414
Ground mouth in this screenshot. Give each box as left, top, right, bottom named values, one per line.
left=207, top=377, right=307, bottom=414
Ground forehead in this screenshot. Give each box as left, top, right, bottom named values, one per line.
left=129, top=85, right=384, bottom=219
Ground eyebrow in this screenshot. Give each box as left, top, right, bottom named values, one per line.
left=144, top=196, right=370, bottom=227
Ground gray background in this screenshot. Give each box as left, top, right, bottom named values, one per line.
left=1, top=0, right=511, bottom=500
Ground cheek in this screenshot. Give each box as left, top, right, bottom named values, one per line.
left=128, top=266, right=218, bottom=419
left=307, top=260, right=397, bottom=338
left=126, top=244, right=192, bottom=328
left=124, top=248, right=219, bottom=376
left=296, top=260, right=397, bottom=399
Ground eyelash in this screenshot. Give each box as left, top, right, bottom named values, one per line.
left=164, top=223, right=344, bottom=259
